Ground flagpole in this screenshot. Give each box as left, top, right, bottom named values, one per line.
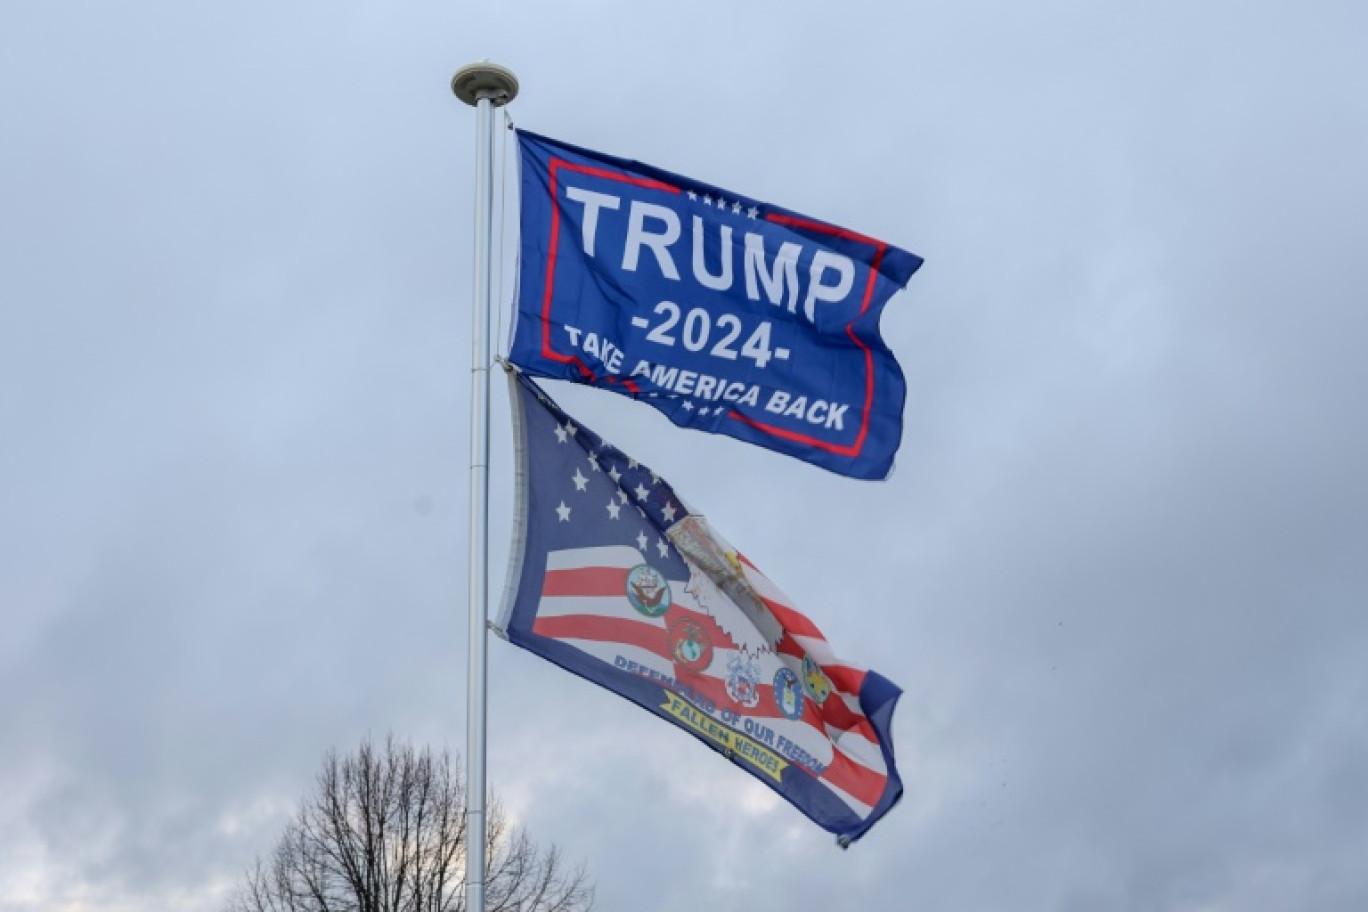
left=452, top=60, right=518, bottom=912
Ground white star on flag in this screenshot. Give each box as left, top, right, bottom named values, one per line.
left=572, top=469, right=588, bottom=491
left=587, top=452, right=600, bottom=472
left=555, top=501, right=571, bottom=522
left=636, top=531, right=648, bottom=551
left=655, top=538, right=669, bottom=558
left=748, top=206, right=759, bottom=219
left=608, top=466, right=622, bottom=483
left=662, top=502, right=677, bottom=522
left=634, top=483, right=650, bottom=502
left=731, top=201, right=742, bottom=214
left=553, top=424, right=568, bottom=444
left=606, top=500, right=621, bottom=520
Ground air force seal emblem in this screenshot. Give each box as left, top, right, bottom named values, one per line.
left=773, top=667, right=804, bottom=720
left=625, top=563, right=670, bottom=618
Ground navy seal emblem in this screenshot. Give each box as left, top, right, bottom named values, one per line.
left=625, top=563, right=670, bottom=618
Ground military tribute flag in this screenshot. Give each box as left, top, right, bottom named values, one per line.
left=497, top=367, right=904, bottom=843
left=508, top=130, right=923, bottom=480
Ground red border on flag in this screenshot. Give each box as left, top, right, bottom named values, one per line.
left=538, top=157, right=886, bottom=459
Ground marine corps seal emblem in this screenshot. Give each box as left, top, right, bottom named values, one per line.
left=667, top=617, right=713, bottom=673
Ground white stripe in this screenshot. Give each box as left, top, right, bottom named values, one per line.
left=535, top=594, right=666, bottom=626
left=546, top=545, right=644, bottom=572
left=827, top=725, right=888, bottom=775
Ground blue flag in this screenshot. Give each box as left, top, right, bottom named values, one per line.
left=498, top=367, right=904, bottom=843
left=509, top=130, right=923, bottom=480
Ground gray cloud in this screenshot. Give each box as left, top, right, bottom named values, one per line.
left=2, top=0, right=1365, bottom=910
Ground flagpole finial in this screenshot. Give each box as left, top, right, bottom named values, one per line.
left=452, top=61, right=519, bottom=107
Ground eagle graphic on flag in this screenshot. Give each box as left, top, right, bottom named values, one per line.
left=497, top=366, right=903, bottom=844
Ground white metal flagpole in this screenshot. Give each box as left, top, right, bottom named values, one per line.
left=451, top=60, right=518, bottom=912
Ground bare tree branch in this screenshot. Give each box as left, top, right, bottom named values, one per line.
left=224, top=736, right=592, bottom=912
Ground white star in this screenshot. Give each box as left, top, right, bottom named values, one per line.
left=716, top=197, right=728, bottom=210
left=649, top=472, right=660, bottom=485
left=656, top=537, right=669, bottom=558
left=687, top=189, right=698, bottom=201
left=556, top=501, right=571, bottom=522
left=702, top=194, right=713, bottom=206
left=681, top=401, right=694, bottom=411
left=662, top=502, right=677, bottom=522
left=606, top=500, right=621, bottom=520
left=553, top=425, right=568, bottom=444
left=572, top=469, right=588, bottom=492
left=748, top=206, right=759, bottom=219
left=633, top=483, right=650, bottom=502
left=636, top=531, right=649, bottom=551
left=587, top=452, right=601, bottom=472
left=627, top=457, right=639, bottom=469
left=618, top=490, right=629, bottom=504
left=698, top=406, right=710, bottom=416
left=731, top=201, right=742, bottom=214
left=608, top=466, right=622, bottom=483
left=565, top=421, right=578, bottom=437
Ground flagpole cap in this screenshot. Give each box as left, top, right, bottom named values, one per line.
left=452, top=61, right=519, bottom=107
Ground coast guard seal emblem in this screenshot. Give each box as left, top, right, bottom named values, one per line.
left=667, top=618, right=713, bottom=672
left=773, top=667, right=804, bottom=720
left=625, top=563, right=670, bottom=618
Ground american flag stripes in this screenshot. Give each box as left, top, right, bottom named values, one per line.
left=497, top=367, right=903, bottom=843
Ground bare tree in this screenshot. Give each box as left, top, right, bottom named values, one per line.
left=226, top=736, right=592, bottom=912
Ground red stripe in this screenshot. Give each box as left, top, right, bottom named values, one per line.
left=818, top=699, right=878, bottom=744
left=759, top=595, right=825, bottom=642
left=821, top=746, right=889, bottom=808
left=533, top=615, right=665, bottom=656
left=543, top=566, right=628, bottom=598
left=824, top=664, right=867, bottom=696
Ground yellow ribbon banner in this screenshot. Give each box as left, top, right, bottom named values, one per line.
left=661, top=693, right=789, bottom=783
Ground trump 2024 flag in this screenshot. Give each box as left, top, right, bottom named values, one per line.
left=509, top=130, right=923, bottom=481
left=497, top=367, right=903, bottom=843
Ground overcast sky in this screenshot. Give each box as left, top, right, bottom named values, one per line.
left=3, top=1, right=1367, bottom=910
